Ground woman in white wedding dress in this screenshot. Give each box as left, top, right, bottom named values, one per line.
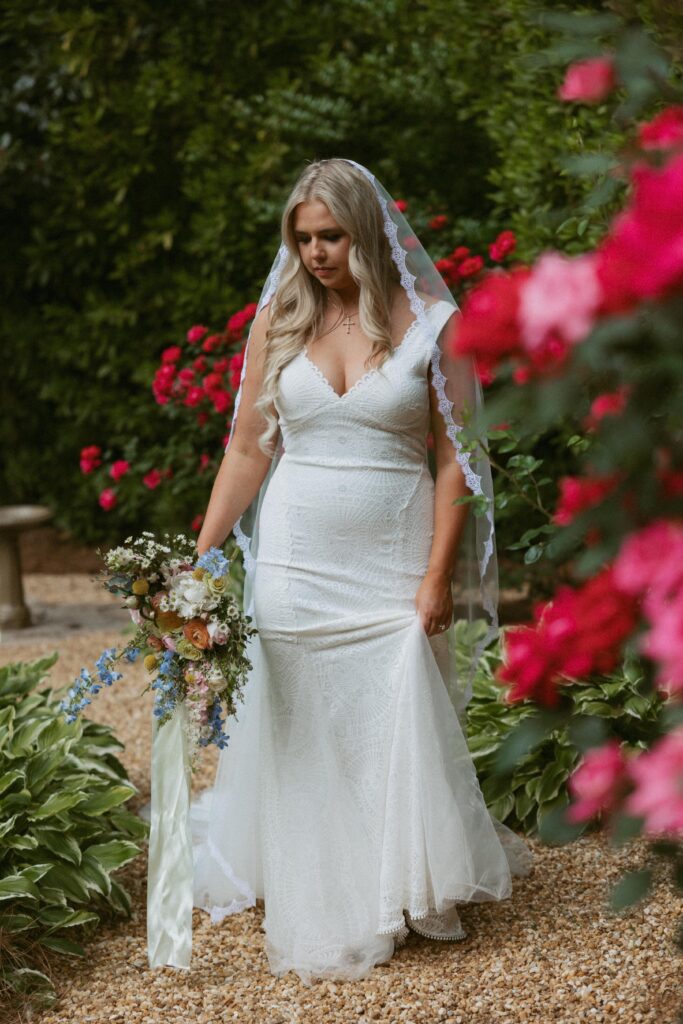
left=191, top=158, right=532, bottom=985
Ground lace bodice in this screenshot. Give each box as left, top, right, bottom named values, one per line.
left=274, top=299, right=456, bottom=471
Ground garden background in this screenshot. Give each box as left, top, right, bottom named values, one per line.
left=2, top=1, right=683, bottom=1021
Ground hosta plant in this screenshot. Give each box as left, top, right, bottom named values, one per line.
left=0, top=653, right=147, bottom=1013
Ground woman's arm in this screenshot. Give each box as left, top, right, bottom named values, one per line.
left=196, top=306, right=277, bottom=557
left=413, top=359, right=471, bottom=635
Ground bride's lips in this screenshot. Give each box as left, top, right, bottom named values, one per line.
left=314, top=267, right=335, bottom=276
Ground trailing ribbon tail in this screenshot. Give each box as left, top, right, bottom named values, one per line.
left=147, top=702, right=193, bottom=969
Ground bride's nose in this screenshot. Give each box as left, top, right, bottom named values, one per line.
left=311, top=238, right=326, bottom=261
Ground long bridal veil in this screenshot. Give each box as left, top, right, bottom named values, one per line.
left=186, top=158, right=534, bottom=896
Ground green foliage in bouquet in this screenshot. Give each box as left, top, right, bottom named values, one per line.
left=0, top=653, right=147, bottom=1012
left=462, top=623, right=665, bottom=836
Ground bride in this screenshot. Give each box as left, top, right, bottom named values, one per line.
left=190, top=157, right=533, bottom=985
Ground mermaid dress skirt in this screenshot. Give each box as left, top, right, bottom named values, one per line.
left=191, top=301, right=532, bottom=985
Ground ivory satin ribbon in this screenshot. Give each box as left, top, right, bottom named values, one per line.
left=147, top=702, right=193, bottom=969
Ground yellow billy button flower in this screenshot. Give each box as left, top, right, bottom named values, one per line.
left=132, top=578, right=149, bottom=595
left=192, top=567, right=206, bottom=580
left=144, top=654, right=159, bottom=673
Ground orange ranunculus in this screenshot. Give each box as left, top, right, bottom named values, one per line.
left=147, top=635, right=164, bottom=651
left=183, top=617, right=210, bottom=650
left=155, top=609, right=184, bottom=632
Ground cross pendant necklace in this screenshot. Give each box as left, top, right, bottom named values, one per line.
left=342, top=313, right=356, bottom=335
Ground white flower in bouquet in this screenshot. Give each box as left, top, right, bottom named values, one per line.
left=168, top=573, right=219, bottom=618
left=207, top=618, right=230, bottom=645
left=206, top=665, right=226, bottom=693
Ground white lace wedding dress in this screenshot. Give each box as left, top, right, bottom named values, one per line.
left=191, top=299, right=532, bottom=985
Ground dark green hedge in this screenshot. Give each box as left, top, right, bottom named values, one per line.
left=1, top=0, right=672, bottom=547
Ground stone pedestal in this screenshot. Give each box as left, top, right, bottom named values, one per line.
left=0, top=505, right=54, bottom=629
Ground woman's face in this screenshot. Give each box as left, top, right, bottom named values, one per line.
left=293, top=200, right=354, bottom=291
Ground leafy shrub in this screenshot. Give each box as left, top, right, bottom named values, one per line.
left=2, top=0, right=645, bottom=549
left=462, top=623, right=665, bottom=835
left=0, top=653, right=148, bottom=1012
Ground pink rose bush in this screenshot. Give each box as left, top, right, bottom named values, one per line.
left=557, top=57, right=617, bottom=104
left=81, top=300, right=259, bottom=532
left=446, top=36, right=683, bottom=909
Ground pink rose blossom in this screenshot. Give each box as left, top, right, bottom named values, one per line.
left=489, top=230, right=516, bottom=262
left=161, top=345, right=182, bottom=363
left=596, top=153, right=683, bottom=311
left=613, top=521, right=683, bottom=598
left=142, top=469, right=162, bottom=489
left=186, top=325, right=208, bottom=344
left=458, top=255, right=484, bottom=278
left=109, top=459, right=130, bottom=481
left=583, top=387, right=629, bottom=431
left=638, top=105, right=683, bottom=152
left=98, top=487, right=117, bottom=511
left=640, top=599, right=683, bottom=697
left=80, top=444, right=102, bottom=474
left=183, top=386, right=205, bottom=408
left=624, top=727, right=683, bottom=836
left=557, top=57, right=617, bottom=103
left=161, top=634, right=177, bottom=652
left=613, top=521, right=683, bottom=695
left=518, top=251, right=602, bottom=351
left=566, top=739, right=629, bottom=823
left=202, top=333, right=222, bottom=353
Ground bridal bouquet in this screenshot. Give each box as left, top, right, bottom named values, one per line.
left=59, top=531, right=257, bottom=768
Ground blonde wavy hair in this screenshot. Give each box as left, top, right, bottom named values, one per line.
left=254, top=158, right=402, bottom=456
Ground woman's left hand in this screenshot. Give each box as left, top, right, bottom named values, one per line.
left=414, top=569, right=453, bottom=637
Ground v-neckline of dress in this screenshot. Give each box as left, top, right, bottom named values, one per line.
left=301, top=314, right=424, bottom=402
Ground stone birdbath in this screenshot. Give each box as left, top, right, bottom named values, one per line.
left=0, top=505, right=54, bottom=629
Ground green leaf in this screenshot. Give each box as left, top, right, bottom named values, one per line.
left=85, top=839, right=140, bottom=872
left=78, top=785, right=135, bottom=816
left=0, top=768, right=24, bottom=796
left=108, top=878, right=132, bottom=916
left=41, top=864, right=91, bottom=904
left=6, top=966, right=56, bottom=1003
left=537, top=802, right=586, bottom=846
left=0, top=874, right=40, bottom=902
left=537, top=762, right=569, bottom=804
left=0, top=911, right=35, bottom=932
left=610, top=869, right=653, bottom=912
left=32, top=828, right=83, bottom=866
left=79, top=853, right=112, bottom=897
left=39, top=935, right=86, bottom=957
left=494, top=711, right=566, bottom=775
left=30, top=790, right=86, bottom=819
left=38, top=907, right=99, bottom=930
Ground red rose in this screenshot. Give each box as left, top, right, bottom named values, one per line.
left=80, top=444, right=102, bottom=474
left=161, top=345, right=182, bottom=364
left=187, top=325, right=208, bottom=344
left=557, top=57, right=617, bottom=103
left=142, top=469, right=162, bottom=489
left=489, top=230, right=516, bottom=262
left=183, top=386, right=205, bottom=407
left=98, top=487, right=117, bottom=511
left=454, top=267, right=531, bottom=371
left=109, top=460, right=130, bottom=481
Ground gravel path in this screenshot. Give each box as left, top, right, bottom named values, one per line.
left=2, top=575, right=681, bottom=1024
